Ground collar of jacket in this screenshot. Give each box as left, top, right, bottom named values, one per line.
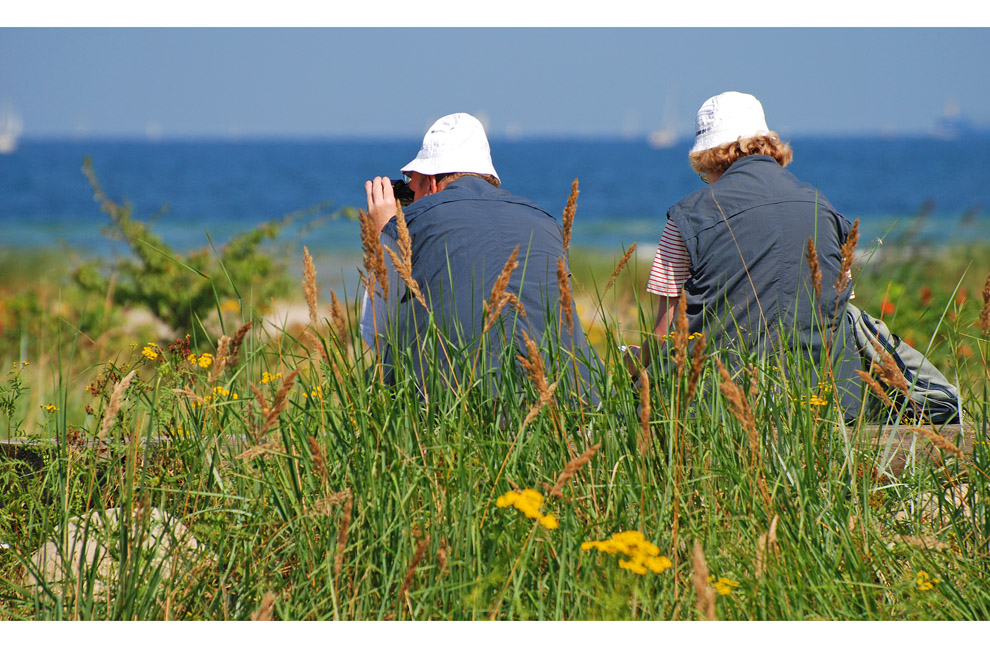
left=399, top=175, right=553, bottom=226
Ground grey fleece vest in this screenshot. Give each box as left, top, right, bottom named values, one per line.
left=667, top=155, right=862, bottom=417
left=379, top=176, right=600, bottom=405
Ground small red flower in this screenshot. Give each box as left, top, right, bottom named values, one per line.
left=955, top=288, right=968, bottom=307
left=919, top=286, right=932, bottom=307
left=880, top=298, right=896, bottom=317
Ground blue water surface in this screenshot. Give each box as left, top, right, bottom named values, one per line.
left=2, top=136, right=988, bottom=261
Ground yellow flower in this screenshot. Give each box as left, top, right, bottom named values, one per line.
left=262, top=371, right=283, bottom=385
left=708, top=575, right=741, bottom=596
left=496, top=489, right=558, bottom=530
left=40, top=404, right=58, bottom=413
left=582, top=530, right=671, bottom=575
left=915, top=571, right=938, bottom=591
left=142, top=343, right=160, bottom=360
left=197, top=353, right=214, bottom=368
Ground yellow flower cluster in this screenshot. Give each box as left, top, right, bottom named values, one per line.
left=916, top=570, right=939, bottom=591
left=198, top=386, right=239, bottom=405
left=708, top=575, right=741, bottom=595
left=581, top=530, right=673, bottom=575
left=141, top=342, right=161, bottom=360
left=261, top=371, right=283, bottom=385
left=40, top=403, right=58, bottom=413
left=662, top=331, right=702, bottom=341
left=188, top=353, right=214, bottom=369
left=793, top=381, right=833, bottom=408
left=496, top=489, right=559, bottom=530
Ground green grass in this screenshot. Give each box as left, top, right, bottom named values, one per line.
left=1, top=236, right=988, bottom=620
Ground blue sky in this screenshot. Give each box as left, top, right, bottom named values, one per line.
left=2, top=22, right=989, bottom=140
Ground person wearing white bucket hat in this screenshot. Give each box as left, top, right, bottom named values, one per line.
left=630, top=91, right=864, bottom=420
left=359, top=112, right=600, bottom=405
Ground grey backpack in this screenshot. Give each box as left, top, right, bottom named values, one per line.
left=845, top=303, right=962, bottom=425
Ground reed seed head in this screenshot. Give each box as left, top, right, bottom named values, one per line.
left=557, top=257, right=574, bottom=334
left=549, top=442, right=601, bottom=497
left=806, top=237, right=822, bottom=298
left=691, top=540, right=717, bottom=621
left=359, top=208, right=389, bottom=296
left=603, top=242, right=636, bottom=296
left=98, top=369, right=136, bottom=440
left=483, top=245, right=520, bottom=334
left=835, top=219, right=860, bottom=295
left=979, top=271, right=990, bottom=337
left=303, top=245, right=319, bottom=324
left=562, top=179, right=578, bottom=254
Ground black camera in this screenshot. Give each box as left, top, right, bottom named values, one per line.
left=392, top=179, right=415, bottom=207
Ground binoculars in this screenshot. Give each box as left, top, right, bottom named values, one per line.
left=392, top=179, right=415, bottom=207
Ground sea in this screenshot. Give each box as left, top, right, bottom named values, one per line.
left=2, top=136, right=989, bottom=292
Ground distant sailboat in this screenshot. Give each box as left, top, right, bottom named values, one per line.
left=647, top=93, right=680, bottom=149
left=0, top=104, right=23, bottom=154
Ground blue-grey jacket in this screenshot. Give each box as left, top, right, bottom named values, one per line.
left=362, top=176, right=600, bottom=405
left=667, top=155, right=862, bottom=417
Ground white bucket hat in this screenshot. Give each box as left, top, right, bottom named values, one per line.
left=691, top=91, right=770, bottom=153
left=401, top=113, right=500, bottom=181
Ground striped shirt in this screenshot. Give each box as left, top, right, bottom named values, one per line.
left=646, top=219, right=691, bottom=297
left=646, top=218, right=854, bottom=299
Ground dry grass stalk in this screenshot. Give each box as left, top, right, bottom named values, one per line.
left=330, top=289, right=347, bottom=340
left=893, top=534, right=951, bottom=551
left=869, top=341, right=911, bottom=395
left=398, top=537, right=430, bottom=598
left=307, top=435, right=329, bottom=483
left=522, top=381, right=557, bottom=428
left=173, top=387, right=207, bottom=407
left=673, top=292, right=689, bottom=379
left=549, top=443, right=601, bottom=497
left=505, top=293, right=527, bottom=318
left=855, top=369, right=895, bottom=408
left=235, top=438, right=285, bottom=461
left=303, top=245, right=319, bottom=324
left=685, top=332, right=708, bottom=404
left=714, top=358, right=758, bottom=461
left=250, top=592, right=275, bottom=621
left=334, top=490, right=354, bottom=582
left=835, top=218, right=860, bottom=295
left=384, top=206, right=428, bottom=309
left=209, top=335, right=231, bottom=384
left=806, top=237, right=823, bottom=298
left=517, top=331, right=556, bottom=427
left=907, top=426, right=966, bottom=462
left=562, top=178, right=578, bottom=254
left=747, top=364, right=761, bottom=403
left=359, top=208, right=389, bottom=296
left=517, top=329, right=551, bottom=401
left=755, top=514, right=779, bottom=579
left=557, top=257, right=574, bottom=334
left=980, top=271, right=990, bottom=337
left=483, top=245, right=520, bottom=334
left=691, top=540, right=717, bottom=621
left=637, top=369, right=652, bottom=454
left=257, top=368, right=300, bottom=438
left=436, top=539, right=449, bottom=577
left=97, top=369, right=137, bottom=440
left=603, top=242, right=636, bottom=295
left=227, top=321, right=253, bottom=367
left=311, top=489, right=353, bottom=516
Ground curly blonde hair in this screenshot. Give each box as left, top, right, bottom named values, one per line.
left=689, top=132, right=793, bottom=178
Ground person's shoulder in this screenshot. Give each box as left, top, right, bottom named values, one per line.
left=668, top=183, right=713, bottom=218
